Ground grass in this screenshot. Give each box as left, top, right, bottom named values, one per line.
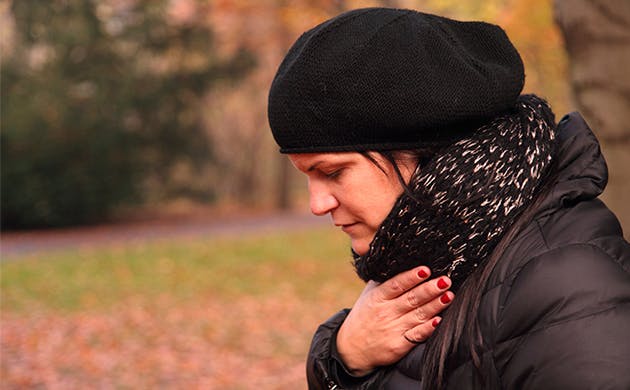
left=1, top=227, right=366, bottom=388
left=1, top=227, right=362, bottom=313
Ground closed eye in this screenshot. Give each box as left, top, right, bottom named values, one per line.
left=324, top=168, right=343, bottom=180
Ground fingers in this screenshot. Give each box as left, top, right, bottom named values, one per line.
left=377, top=266, right=432, bottom=300
left=406, top=288, right=454, bottom=324
left=398, top=275, right=452, bottom=314
left=404, top=317, right=442, bottom=344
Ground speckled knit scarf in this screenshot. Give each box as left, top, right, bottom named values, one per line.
left=353, top=94, right=557, bottom=290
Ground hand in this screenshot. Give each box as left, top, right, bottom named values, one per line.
left=336, top=266, right=454, bottom=375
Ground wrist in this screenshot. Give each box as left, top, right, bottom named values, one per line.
left=336, top=325, right=374, bottom=376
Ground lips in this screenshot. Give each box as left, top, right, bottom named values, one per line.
left=339, top=223, right=359, bottom=234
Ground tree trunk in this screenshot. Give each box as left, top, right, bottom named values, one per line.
left=554, top=0, right=630, bottom=237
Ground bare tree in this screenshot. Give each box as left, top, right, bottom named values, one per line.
left=554, top=0, right=630, bottom=236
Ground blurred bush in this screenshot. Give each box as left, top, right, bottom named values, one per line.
left=1, top=0, right=254, bottom=228
left=4, top=0, right=597, bottom=230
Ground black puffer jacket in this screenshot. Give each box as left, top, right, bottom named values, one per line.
left=306, top=112, right=630, bottom=389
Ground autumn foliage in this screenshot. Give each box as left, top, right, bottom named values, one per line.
left=1, top=0, right=569, bottom=228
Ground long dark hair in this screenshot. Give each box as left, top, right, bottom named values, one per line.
left=363, top=136, right=558, bottom=389
left=419, top=159, right=559, bottom=389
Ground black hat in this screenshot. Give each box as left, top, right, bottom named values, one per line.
left=268, top=8, right=525, bottom=153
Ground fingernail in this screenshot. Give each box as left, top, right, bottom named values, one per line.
left=432, top=318, right=441, bottom=327
left=418, top=269, right=428, bottom=278
left=437, top=277, right=449, bottom=289
left=440, top=293, right=452, bottom=304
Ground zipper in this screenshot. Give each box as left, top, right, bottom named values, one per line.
left=316, top=359, right=342, bottom=390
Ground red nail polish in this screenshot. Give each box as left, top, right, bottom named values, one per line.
left=418, top=269, right=428, bottom=278
left=440, top=293, right=452, bottom=304
left=437, top=278, right=449, bottom=289
left=432, top=318, right=441, bottom=327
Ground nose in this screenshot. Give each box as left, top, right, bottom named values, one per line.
left=308, top=179, right=339, bottom=216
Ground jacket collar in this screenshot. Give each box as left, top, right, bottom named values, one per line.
left=537, top=112, right=608, bottom=216
left=393, top=112, right=608, bottom=383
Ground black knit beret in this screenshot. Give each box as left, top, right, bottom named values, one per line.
left=267, top=8, right=525, bottom=153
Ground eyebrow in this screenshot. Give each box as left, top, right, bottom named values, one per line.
left=307, top=161, right=323, bottom=172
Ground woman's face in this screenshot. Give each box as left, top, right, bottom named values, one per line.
left=289, top=152, right=416, bottom=255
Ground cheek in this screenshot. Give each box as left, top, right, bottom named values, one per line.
left=376, top=173, right=404, bottom=203
left=371, top=196, right=398, bottom=224
left=360, top=182, right=403, bottom=225
left=341, top=162, right=404, bottom=224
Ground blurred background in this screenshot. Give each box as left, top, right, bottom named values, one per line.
left=1, top=0, right=628, bottom=388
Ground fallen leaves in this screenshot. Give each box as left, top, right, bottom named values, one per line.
left=1, top=291, right=346, bottom=389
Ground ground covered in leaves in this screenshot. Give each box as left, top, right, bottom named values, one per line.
left=1, top=228, right=361, bottom=389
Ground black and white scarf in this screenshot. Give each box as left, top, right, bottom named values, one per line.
left=353, top=94, right=557, bottom=290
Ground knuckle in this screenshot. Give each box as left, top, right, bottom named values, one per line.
left=407, top=330, right=421, bottom=342
left=413, top=330, right=429, bottom=342
left=388, top=279, right=403, bottom=295
left=414, top=307, right=428, bottom=322
left=406, top=290, right=418, bottom=308
left=409, top=324, right=434, bottom=342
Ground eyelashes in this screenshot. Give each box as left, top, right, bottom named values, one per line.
left=325, top=169, right=343, bottom=179
left=323, top=168, right=344, bottom=180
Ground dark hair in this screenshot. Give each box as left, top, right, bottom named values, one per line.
left=360, top=146, right=447, bottom=199
left=358, top=133, right=556, bottom=389
left=419, top=159, right=559, bottom=389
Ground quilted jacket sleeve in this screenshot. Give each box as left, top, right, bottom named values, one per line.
left=306, top=309, right=395, bottom=389
left=495, top=242, right=630, bottom=389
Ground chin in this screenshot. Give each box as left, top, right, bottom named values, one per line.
left=351, top=241, right=369, bottom=256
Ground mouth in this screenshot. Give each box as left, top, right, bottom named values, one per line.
left=337, top=222, right=358, bottom=233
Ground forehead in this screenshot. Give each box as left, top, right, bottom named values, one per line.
left=288, top=152, right=361, bottom=171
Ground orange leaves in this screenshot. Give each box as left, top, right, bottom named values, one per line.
left=1, top=293, right=337, bottom=388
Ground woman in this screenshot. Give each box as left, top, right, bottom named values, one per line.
left=267, top=8, right=630, bottom=389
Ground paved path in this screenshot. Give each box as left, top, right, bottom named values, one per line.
left=0, top=212, right=331, bottom=259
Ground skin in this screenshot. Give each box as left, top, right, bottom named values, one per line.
left=289, top=152, right=412, bottom=255
left=289, top=152, right=454, bottom=375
